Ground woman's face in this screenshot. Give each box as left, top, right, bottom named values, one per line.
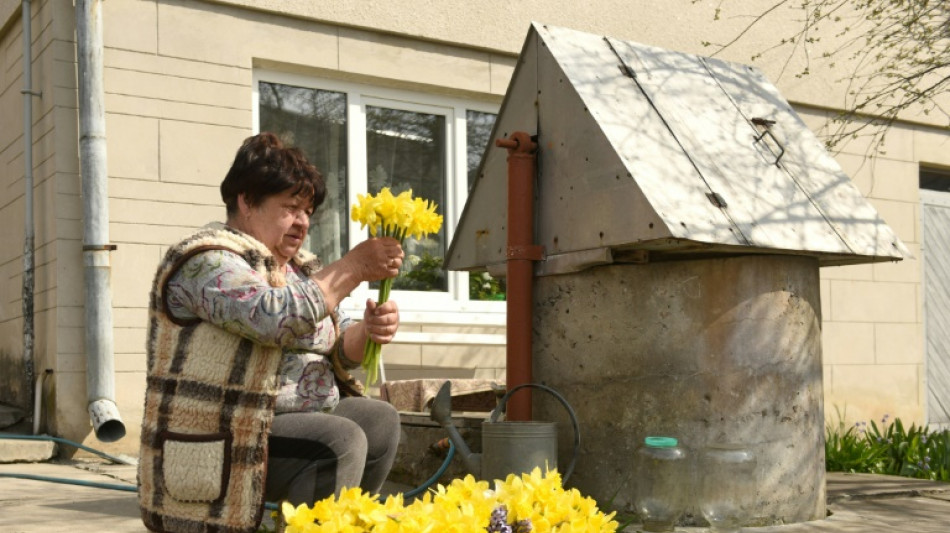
left=235, top=189, right=313, bottom=266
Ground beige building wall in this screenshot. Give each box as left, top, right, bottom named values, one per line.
left=811, top=111, right=949, bottom=426
left=0, top=0, right=945, bottom=454
left=1, top=0, right=88, bottom=435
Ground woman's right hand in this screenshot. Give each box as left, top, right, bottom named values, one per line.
left=311, top=237, right=404, bottom=310
left=344, top=237, right=404, bottom=282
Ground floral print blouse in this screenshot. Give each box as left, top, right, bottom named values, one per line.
left=165, top=249, right=353, bottom=413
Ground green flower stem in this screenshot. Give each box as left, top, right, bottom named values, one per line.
left=361, top=226, right=406, bottom=386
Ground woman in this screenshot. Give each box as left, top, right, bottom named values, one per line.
left=139, top=132, right=403, bottom=533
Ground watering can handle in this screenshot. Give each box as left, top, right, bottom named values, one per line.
left=489, top=383, right=580, bottom=483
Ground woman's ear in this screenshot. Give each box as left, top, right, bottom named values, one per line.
left=236, top=193, right=251, bottom=217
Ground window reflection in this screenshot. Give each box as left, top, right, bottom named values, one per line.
left=366, top=106, right=447, bottom=291
left=466, top=110, right=497, bottom=191
left=259, top=81, right=348, bottom=264
left=258, top=79, right=500, bottom=299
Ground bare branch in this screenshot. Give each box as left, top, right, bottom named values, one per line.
left=702, top=0, right=950, bottom=156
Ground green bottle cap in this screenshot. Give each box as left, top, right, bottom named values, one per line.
left=644, top=436, right=679, bottom=447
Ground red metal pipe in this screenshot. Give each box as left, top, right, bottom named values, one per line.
left=496, top=132, right=541, bottom=422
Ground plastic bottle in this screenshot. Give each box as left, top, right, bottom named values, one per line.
left=699, top=444, right=757, bottom=532
left=634, top=436, right=689, bottom=532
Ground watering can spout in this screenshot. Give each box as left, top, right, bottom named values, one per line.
left=430, top=381, right=481, bottom=476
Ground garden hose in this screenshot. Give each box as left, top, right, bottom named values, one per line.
left=0, top=432, right=456, bottom=512
left=0, top=432, right=135, bottom=464
left=393, top=439, right=456, bottom=500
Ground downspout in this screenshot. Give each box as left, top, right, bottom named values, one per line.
left=21, top=0, right=37, bottom=432
left=76, top=0, right=125, bottom=442
left=496, top=132, right=540, bottom=422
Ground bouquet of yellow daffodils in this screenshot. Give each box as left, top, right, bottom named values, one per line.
left=350, top=187, right=443, bottom=385
left=280, top=468, right=619, bottom=533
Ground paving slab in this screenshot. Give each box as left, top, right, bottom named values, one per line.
left=1, top=461, right=949, bottom=532
left=620, top=473, right=950, bottom=533
left=827, top=472, right=950, bottom=502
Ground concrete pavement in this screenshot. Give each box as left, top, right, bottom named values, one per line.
left=1, top=458, right=949, bottom=532
left=0, top=461, right=142, bottom=532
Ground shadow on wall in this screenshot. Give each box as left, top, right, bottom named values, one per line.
left=0, top=350, right=28, bottom=416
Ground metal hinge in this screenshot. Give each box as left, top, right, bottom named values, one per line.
left=706, top=192, right=728, bottom=208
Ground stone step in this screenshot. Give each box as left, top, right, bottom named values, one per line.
left=0, top=434, right=57, bottom=464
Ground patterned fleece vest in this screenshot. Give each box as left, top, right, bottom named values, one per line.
left=138, top=223, right=321, bottom=533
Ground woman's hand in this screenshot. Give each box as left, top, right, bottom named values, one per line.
left=311, top=237, right=404, bottom=310
left=346, top=238, right=404, bottom=282
left=362, top=298, right=400, bottom=344
left=342, top=299, right=400, bottom=363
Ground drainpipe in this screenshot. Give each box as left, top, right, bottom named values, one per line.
left=496, top=132, right=540, bottom=422
left=33, top=369, right=50, bottom=435
left=76, top=0, right=125, bottom=442
left=21, top=0, right=38, bottom=431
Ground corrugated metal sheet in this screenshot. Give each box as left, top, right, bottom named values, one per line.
left=923, top=190, right=950, bottom=427
left=447, top=23, right=908, bottom=274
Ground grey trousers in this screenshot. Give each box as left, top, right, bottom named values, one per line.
left=264, top=397, right=401, bottom=505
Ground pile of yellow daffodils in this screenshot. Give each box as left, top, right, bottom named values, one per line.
left=281, top=468, right=618, bottom=533
left=350, top=187, right=443, bottom=385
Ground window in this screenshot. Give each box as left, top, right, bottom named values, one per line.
left=254, top=72, right=499, bottom=312
left=259, top=82, right=348, bottom=265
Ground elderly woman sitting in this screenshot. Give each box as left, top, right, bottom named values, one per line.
left=139, top=132, right=403, bottom=533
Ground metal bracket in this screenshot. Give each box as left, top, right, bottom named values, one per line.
left=706, top=191, right=728, bottom=208
left=507, top=244, right=544, bottom=261
left=536, top=247, right=613, bottom=276
left=613, top=249, right=650, bottom=264
left=82, top=244, right=118, bottom=251
left=618, top=63, right=636, bottom=79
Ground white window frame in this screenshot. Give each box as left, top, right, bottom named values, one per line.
left=253, top=70, right=505, bottom=326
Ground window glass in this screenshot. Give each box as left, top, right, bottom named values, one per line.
left=257, top=77, right=503, bottom=302
left=920, top=167, right=950, bottom=192
left=259, top=81, right=349, bottom=264
left=466, top=110, right=497, bottom=191
left=366, top=105, right=447, bottom=292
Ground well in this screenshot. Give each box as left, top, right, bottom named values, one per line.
left=446, top=23, right=908, bottom=526
left=534, top=255, right=824, bottom=523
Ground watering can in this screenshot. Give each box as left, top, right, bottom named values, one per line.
left=429, top=381, right=580, bottom=482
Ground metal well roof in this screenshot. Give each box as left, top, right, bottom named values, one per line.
left=447, top=23, right=908, bottom=274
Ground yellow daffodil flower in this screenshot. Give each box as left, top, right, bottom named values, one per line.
left=349, top=187, right=444, bottom=385
left=281, top=463, right=616, bottom=532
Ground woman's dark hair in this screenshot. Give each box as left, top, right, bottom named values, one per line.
left=220, top=132, right=326, bottom=216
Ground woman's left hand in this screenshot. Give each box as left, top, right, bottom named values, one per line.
left=363, top=298, right=400, bottom=344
